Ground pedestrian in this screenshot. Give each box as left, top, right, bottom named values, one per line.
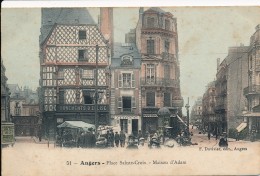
left=119, top=131, right=126, bottom=147
left=110, top=130, right=115, bottom=147
left=78, top=131, right=85, bottom=148
left=126, top=134, right=138, bottom=149
left=215, top=133, right=218, bottom=140
left=114, top=132, right=120, bottom=147
left=208, top=132, right=210, bottom=140
left=105, top=130, right=110, bottom=147
left=89, top=129, right=96, bottom=148
left=84, top=131, right=91, bottom=148
left=137, top=130, right=143, bottom=145
left=149, top=136, right=160, bottom=149
left=236, top=132, right=240, bottom=141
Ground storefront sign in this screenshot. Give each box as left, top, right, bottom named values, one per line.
left=114, top=115, right=140, bottom=120
left=57, top=104, right=109, bottom=112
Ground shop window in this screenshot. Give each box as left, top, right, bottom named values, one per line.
left=120, top=119, right=128, bottom=133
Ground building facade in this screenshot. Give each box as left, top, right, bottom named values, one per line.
left=110, top=43, right=142, bottom=136
left=8, top=84, right=40, bottom=136
left=1, top=60, right=10, bottom=122
left=135, top=8, right=183, bottom=135
left=202, top=81, right=218, bottom=134
left=190, top=97, right=203, bottom=128
left=39, top=8, right=111, bottom=139
left=244, top=24, right=260, bottom=139
left=215, top=45, right=249, bottom=134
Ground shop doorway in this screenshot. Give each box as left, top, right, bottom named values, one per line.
left=132, top=119, right=138, bottom=136
left=120, top=119, right=128, bottom=133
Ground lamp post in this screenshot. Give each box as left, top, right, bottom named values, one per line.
left=185, top=98, right=190, bottom=135
left=95, top=45, right=99, bottom=137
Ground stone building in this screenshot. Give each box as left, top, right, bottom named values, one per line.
left=39, top=8, right=111, bottom=139
left=190, top=97, right=203, bottom=127
left=8, top=84, right=40, bottom=136
left=215, top=45, right=249, bottom=134
left=1, top=60, right=10, bottom=122
left=110, top=42, right=142, bottom=135
left=202, top=81, right=217, bottom=134
left=135, top=8, right=183, bottom=134
left=243, top=24, right=260, bottom=139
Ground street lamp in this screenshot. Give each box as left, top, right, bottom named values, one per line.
left=185, top=98, right=190, bottom=135
left=95, top=45, right=99, bottom=137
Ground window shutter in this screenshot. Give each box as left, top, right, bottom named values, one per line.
left=132, top=97, right=136, bottom=108
left=131, top=73, right=135, bottom=88
left=118, top=97, right=122, bottom=108
left=154, top=65, right=157, bottom=83
left=118, top=73, right=122, bottom=88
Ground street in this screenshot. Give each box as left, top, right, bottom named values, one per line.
left=2, top=129, right=260, bottom=176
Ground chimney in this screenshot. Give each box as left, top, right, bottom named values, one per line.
left=139, top=7, right=144, bottom=26
left=100, top=8, right=114, bottom=57
left=217, top=58, right=220, bottom=71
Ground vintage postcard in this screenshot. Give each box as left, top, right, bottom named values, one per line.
left=1, top=1, right=260, bottom=176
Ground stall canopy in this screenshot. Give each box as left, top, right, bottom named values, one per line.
left=57, top=121, right=95, bottom=131
left=236, top=122, right=247, bottom=133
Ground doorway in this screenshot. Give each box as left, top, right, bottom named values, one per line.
left=132, top=119, right=138, bottom=136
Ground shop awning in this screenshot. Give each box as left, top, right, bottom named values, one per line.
left=57, top=121, right=95, bottom=131
left=177, top=115, right=188, bottom=127
left=236, top=122, right=247, bottom=132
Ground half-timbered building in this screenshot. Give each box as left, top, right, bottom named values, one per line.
left=39, top=8, right=110, bottom=139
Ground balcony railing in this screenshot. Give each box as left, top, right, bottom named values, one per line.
left=122, top=108, right=133, bottom=114
left=141, top=78, right=178, bottom=87
left=161, top=52, right=176, bottom=61
left=243, top=85, right=260, bottom=96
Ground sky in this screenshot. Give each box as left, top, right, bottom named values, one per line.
left=1, top=6, right=260, bottom=112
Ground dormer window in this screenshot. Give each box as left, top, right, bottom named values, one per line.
left=121, top=55, right=133, bottom=66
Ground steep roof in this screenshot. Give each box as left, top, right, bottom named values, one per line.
left=111, top=42, right=141, bottom=68
left=146, top=7, right=166, bottom=14
left=40, top=8, right=96, bottom=44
